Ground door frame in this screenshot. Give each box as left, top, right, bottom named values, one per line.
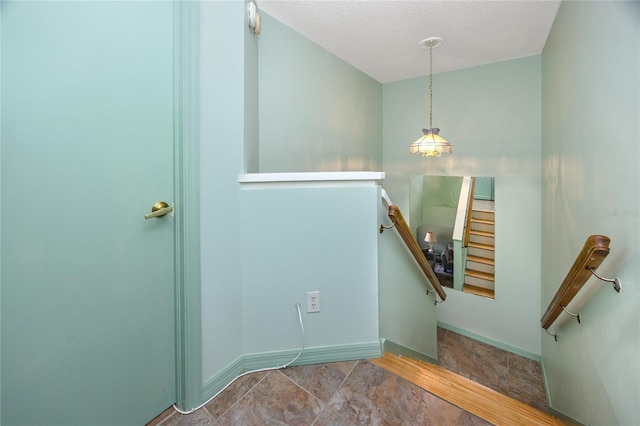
left=173, top=0, right=202, bottom=411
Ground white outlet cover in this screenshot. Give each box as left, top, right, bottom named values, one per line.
left=307, top=291, right=320, bottom=313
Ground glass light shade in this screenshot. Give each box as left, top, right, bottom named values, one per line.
left=409, top=128, right=452, bottom=157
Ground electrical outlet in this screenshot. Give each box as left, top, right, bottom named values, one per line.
left=307, top=291, right=320, bottom=313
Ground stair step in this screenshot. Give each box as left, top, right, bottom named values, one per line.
left=469, top=234, right=494, bottom=246
left=466, top=260, right=495, bottom=274
left=468, top=241, right=495, bottom=251
left=370, top=353, right=562, bottom=425
left=464, top=275, right=494, bottom=290
left=466, top=255, right=495, bottom=266
left=470, top=222, right=494, bottom=233
left=463, top=284, right=496, bottom=299
left=465, top=269, right=495, bottom=281
left=469, top=230, right=494, bottom=238
left=471, top=210, right=495, bottom=221
left=470, top=218, right=494, bottom=225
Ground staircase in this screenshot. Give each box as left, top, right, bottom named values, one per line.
left=371, top=353, right=564, bottom=425
left=464, top=207, right=495, bottom=298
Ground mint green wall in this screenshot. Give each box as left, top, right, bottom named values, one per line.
left=200, top=3, right=384, bottom=389
left=258, top=14, right=382, bottom=173
left=541, top=2, right=639, bottom=424
left=421, top=175, right=463, bottom=228
left=378, top=200, right=439, bottom=359
left=199, top=1, right=248, bottom=381
left=474, top=176, right=494, bottom=200
left=0, top=7, right=3, bottom=423
left=383, top=56, right=542, bottom=356
left=244, top=7, right=260, bottom=174
left=255, top=12, right=430, bottom=358
left=239, top=185, right=380, bottom=352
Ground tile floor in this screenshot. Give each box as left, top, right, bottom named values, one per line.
left=437, top=327, right=547, bottom=412
left=148, top=328, right=547, bottom=425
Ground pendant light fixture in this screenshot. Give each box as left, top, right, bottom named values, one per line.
left=409, top=37, right=452, bottom=157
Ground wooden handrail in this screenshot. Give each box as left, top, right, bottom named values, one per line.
left=540, top=235, right=611, bottom=330
left=463, top=177, right=476, bottom=247
left=385, top=205, right=447, bottom=302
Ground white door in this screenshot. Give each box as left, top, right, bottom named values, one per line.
left=2, top=1, right=176, bottom=424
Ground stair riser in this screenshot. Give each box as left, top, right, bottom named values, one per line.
left=464, top=275, right=495, bottom=290
left=471, top=210, right=494, bottom=221
left=468, top=247, right=495, bottom=259
left=469, top=234, right=494, bottom=246
left=470, top=222, right=494, bottom=233
left=466, top=261, right=494, bottom=274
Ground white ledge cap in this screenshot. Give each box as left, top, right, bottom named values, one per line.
left=238, top=171, right=385, bottom=183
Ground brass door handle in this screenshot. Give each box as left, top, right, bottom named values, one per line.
left=144, top=201, right=173, bottom=219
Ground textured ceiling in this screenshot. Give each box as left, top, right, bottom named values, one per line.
left=258, top=0, right=561, bottom=83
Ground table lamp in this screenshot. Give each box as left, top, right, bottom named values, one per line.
left=425, top=232, right=437, bottom=252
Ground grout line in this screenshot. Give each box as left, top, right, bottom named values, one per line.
left=277, top=368, right=332, bottom=422
left=200, top=406, right=213, bottom=421
left=274, top=368, right=330, bottom=426
left=318, top=360, right=362, bottom=426
left=335, top=359, right=360, bottom=395
left=275, top=368, right=323, bottom=402
left=153, top=410, right=175, bottom=426
left=278, top=361, right=361, bottom=426
left=309, top=408, right=322, bottom=426
left=210, top=369, right=273, bottom=422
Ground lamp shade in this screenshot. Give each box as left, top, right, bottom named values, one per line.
left=424, top=232, right=437, bottom=243
left=409, top=128, right=452, bottom=157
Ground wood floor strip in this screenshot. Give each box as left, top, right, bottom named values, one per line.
left=370, top=353, right=564, bottom=426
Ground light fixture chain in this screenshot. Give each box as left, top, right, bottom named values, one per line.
left=409, top=36, right=452, bottom=157
left=429, top=45, right=433, bottom=130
